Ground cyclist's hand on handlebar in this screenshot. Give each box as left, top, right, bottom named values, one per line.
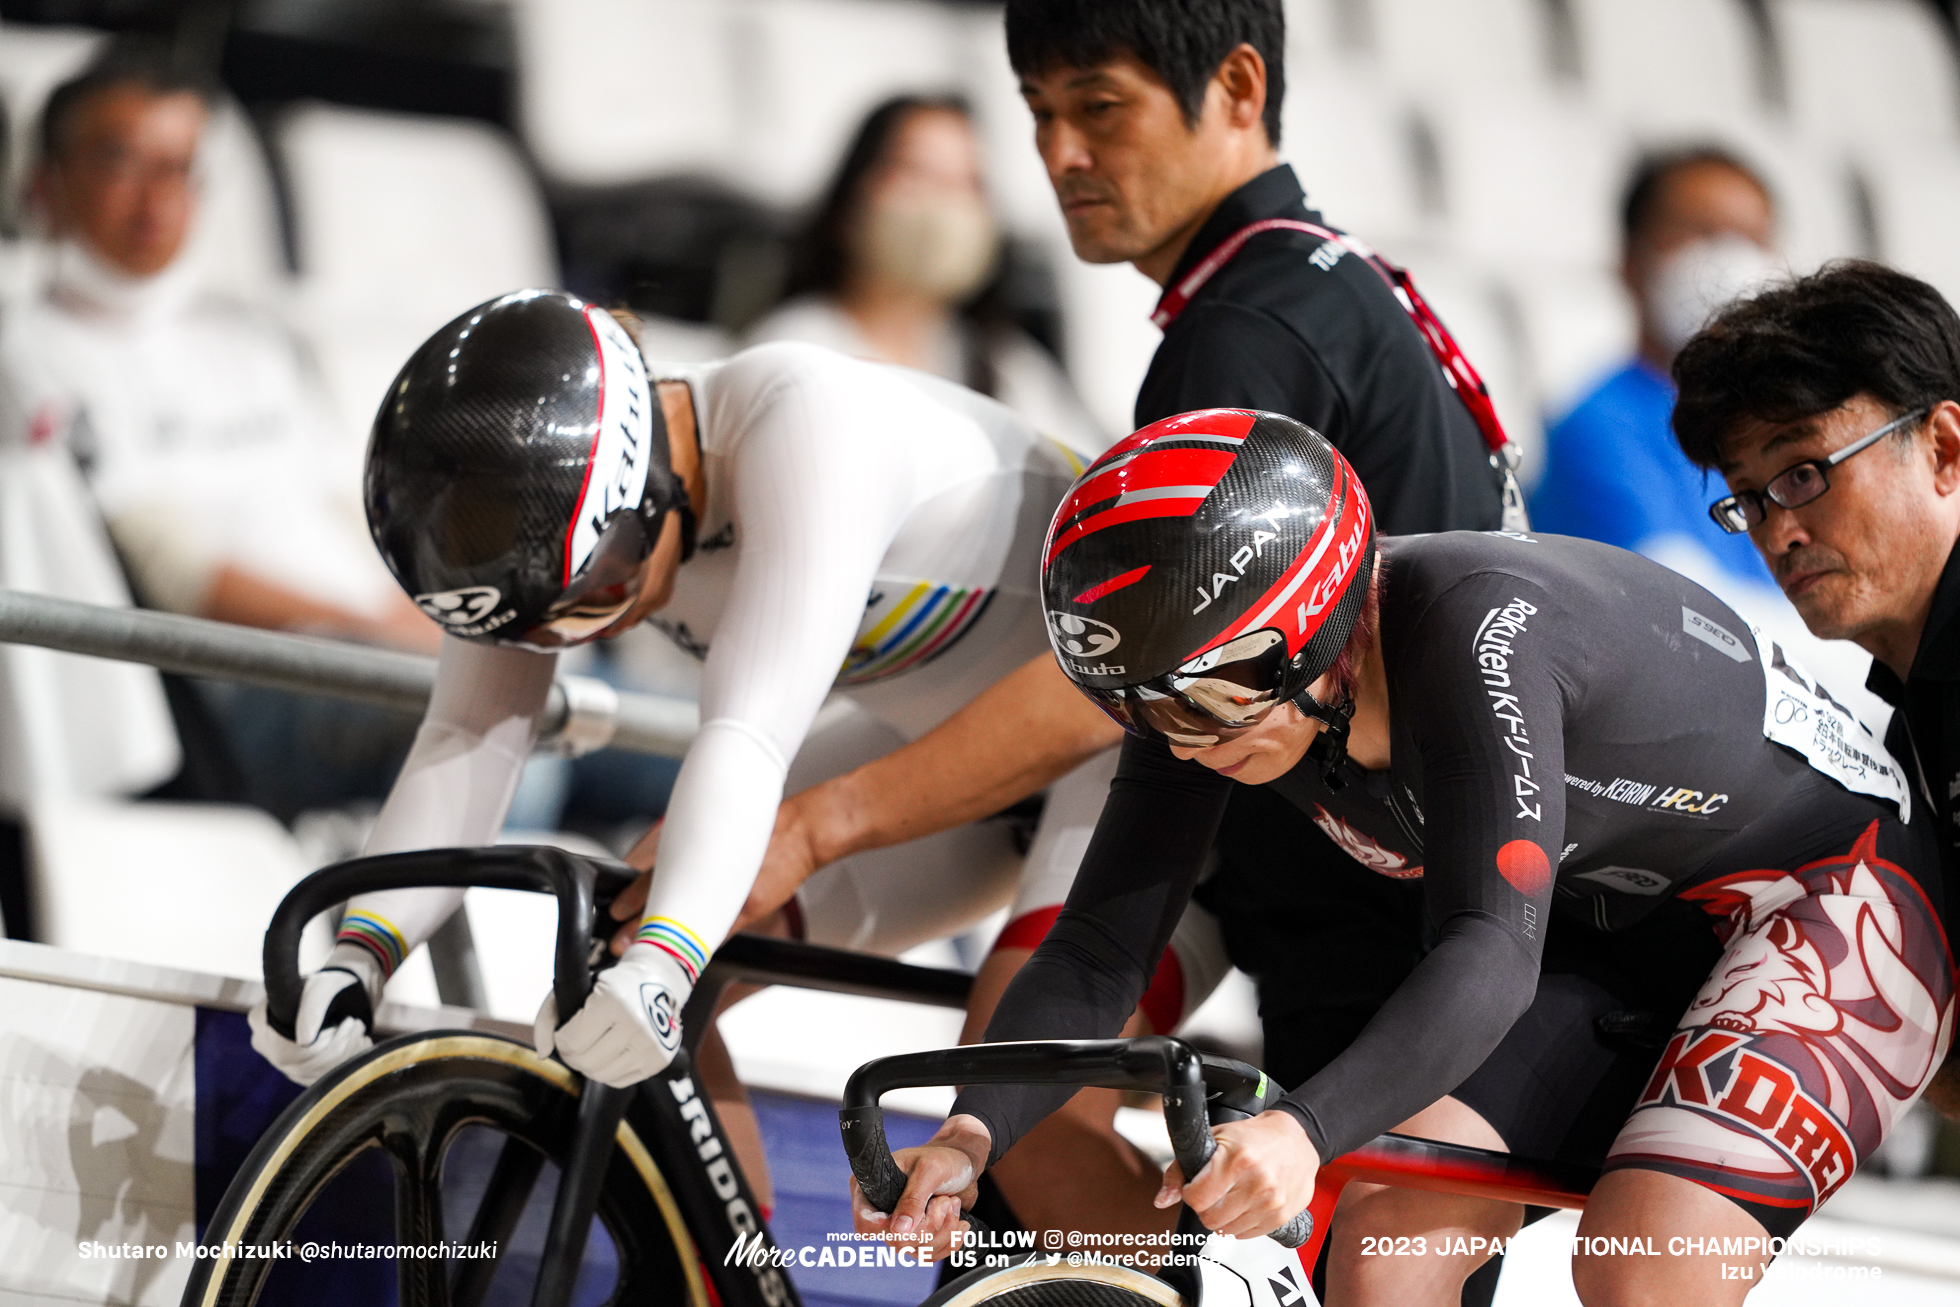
left=537, top=943, right=691, bottom=1087
left=1157, top=1111, right=1321, bottom=1241
left=852, top=1115, right=991, bottom=1261
left=246, top=950, right=382, bottom=1087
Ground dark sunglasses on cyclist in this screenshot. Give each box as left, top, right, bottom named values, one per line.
left=1708, top=407, right=1930, bottom=535
left=1082, top=629, right=1302, bottom=748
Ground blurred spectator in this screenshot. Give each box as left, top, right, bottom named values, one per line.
left=0, top=41, right=431, bottom=820
left=744, top=95, right=1106, bottom=453
left=1530, top=147, right=1783, bottom=590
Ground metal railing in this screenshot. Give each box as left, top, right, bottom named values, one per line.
left=0, top=589, right=697, bottom=757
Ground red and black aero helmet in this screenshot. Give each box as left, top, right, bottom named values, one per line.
left=1041, top=409, right=1375, bottom=749
left=364, top=290, right=691, bottom=651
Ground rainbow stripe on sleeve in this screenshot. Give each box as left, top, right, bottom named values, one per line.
left=838, top=581, right=994, bottom=685
left=636, top=916, right=709, bottom=983
left=336, top=910, right=408, bottom=978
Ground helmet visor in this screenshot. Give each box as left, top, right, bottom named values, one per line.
left=1080, top=629, right=1296, bottom=747
left=522, top=511, right=657, bottom=648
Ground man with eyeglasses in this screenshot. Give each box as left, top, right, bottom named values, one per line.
left=0, top=39, right=439, bottom=819
left=1672, top=259, right=1960, bottom=1113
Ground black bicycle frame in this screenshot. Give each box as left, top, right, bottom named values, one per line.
left=260, top=845, right=979, bottom=1307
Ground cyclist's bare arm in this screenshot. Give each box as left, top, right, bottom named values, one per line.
left=758, top=655, right=1119, bottom=909
left=610, top=653, right=1120, bottom=944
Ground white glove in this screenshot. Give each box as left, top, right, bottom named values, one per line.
left=535, top=943, right=693, bottom=1088
left=247, top=947, right=382, bottom=1087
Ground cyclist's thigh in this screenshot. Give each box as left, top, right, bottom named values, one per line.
left=796, top=821, right=1021, bottom=956
left=786, top=700, right=1022, bottom=955
left=785, top=698, right=903, bottom=793
left=988, top=746, right=1232, bottom=1029
left=1452, top=899, right=1723, bottom=1163
left=1004, top=744, right=1122, bottom=923
left=1603, top=801, right=1952, bottom=1237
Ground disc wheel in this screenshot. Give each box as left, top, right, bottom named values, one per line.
left=181, top=1031, right=708, bottom=1307
left=924, top=1260, right=1188, bottom=1307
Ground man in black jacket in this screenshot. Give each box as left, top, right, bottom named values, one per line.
left=1672, top=260, right=1960, bottom=1116
left=1009, top=0, right=1507, bottom=528
left=1003, top=0, right=1524, bottom=1218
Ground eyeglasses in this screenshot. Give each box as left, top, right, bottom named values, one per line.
left=1709, top=407, right=1930, bottom=534
left=1078, top=629, right=1297, bottom=747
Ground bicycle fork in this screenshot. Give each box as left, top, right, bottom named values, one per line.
left=453, top=1050, right=798, bottom=1307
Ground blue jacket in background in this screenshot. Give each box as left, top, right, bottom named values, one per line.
left=1529, top=360, right=1773, bottom=588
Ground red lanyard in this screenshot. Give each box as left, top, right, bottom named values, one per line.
left=1151, top=219, right=1513, bottom=458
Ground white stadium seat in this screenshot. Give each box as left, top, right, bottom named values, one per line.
left=1054, top=256, right=1161, bottom=440
left=1771, top=0, right=1960, bottom=145
left=1501, top=263, right=1639, bottom=436
left=1858, top=140, right=1960, bottom=306
left=279, top=103, right=557, bottom=325
left=0, top=446, right=179, bottom=810
left=1365, top=0, right=1559, bottom=97
left=1570, top=0, right=1768, bottom=131
left=1283, top=66, right=1428, bottom=253
left=727, top=0, right=965, bottom=210
left=27, top=795, right=316, bottom=982
left=275, top=103, right=559, bottom=449
left=1285, top=0, right=1364, bottom=79
left=946, top=2, right=1062, bottom=243
left=1421, top=90, right=1630, bottom=272
left=180, top=101, right=289, bottom=307
left=513, top=0, right=742, bottom=186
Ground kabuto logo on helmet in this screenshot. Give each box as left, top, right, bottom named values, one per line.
left=415, top=585, right=504, bottom=627
left=565, top=308, right=656, bottom=582
left=1048, top=611, right=1121, bottom=658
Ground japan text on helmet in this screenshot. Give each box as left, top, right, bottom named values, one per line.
left=1040, top=409, right=1375, bottom=749
left=364, top=290, right=691, bottom=650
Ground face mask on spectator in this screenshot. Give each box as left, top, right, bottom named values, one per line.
left=49, top=237, right=195, bottom=321
left=1647, top=234, right=1784, bottom=360
left=855, top=191, right=998, bottom=302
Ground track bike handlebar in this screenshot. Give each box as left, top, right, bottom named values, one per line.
left=839, top=1037, right=1314, bottom=1249
left=264, top=845, right=983, bottom=1040
left=261, top=844, right=637, bottom=1040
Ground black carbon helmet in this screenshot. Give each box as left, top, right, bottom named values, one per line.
left=365, top=290, right=689, bottom=650
left=1041, top=409, right=1375, bottom=748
